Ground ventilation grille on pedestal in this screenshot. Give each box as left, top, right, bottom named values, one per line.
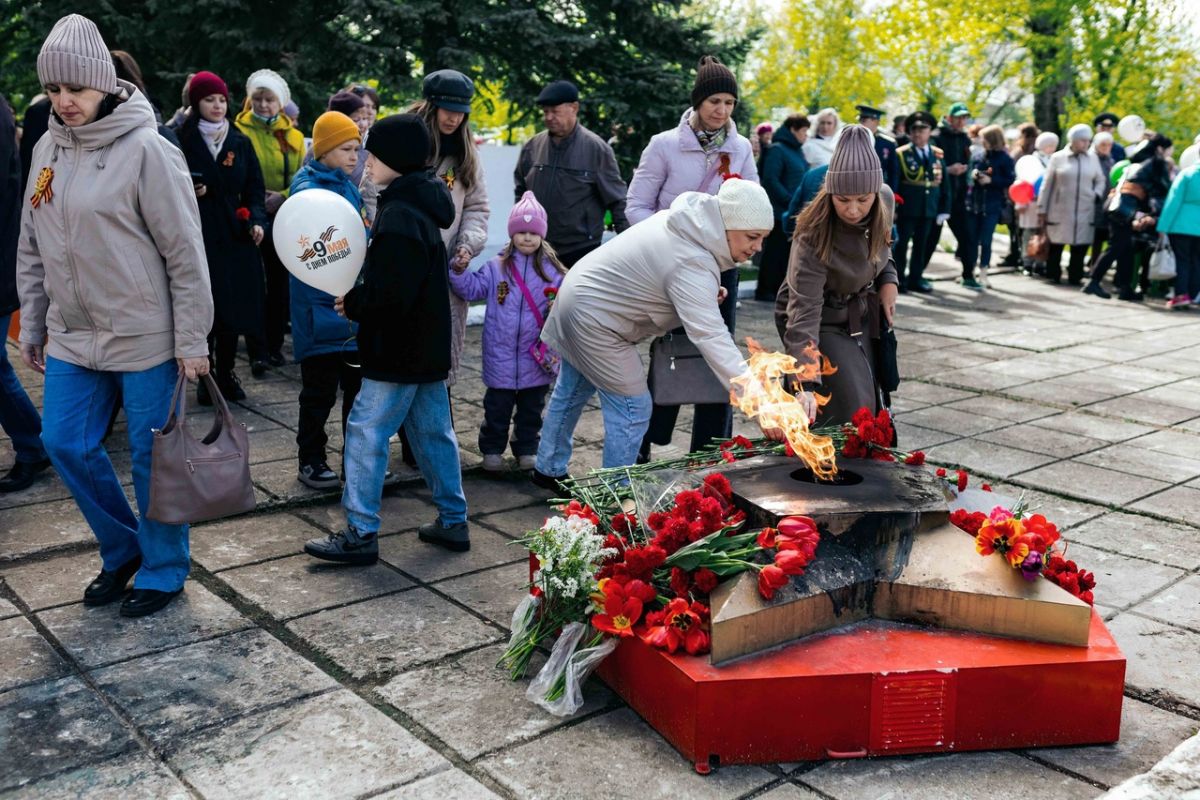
left=869, top=672, right=956, bottom=753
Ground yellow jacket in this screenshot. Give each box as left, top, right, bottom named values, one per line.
left=234, top=108, right=304, bottom=195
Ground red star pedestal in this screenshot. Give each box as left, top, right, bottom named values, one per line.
left=596, top=457, right=1125, bottom=772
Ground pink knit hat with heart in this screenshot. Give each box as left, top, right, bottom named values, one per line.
left=508, top=191, right=549, bottom=238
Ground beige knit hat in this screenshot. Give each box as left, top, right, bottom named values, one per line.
left=717, top=178, right=774, bottom=231
left=825, top=125, right=883, bottom=195
left=36, top=14, right=118, bottom=94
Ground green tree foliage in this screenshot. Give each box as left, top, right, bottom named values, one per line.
left=1, top=0, right=748, bottom=177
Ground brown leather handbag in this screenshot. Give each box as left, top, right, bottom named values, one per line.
left=147, top=373, right=255, bottom=524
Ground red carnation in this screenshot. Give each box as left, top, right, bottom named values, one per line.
left=936, top=467, right=947, bottom=477
left=956, top=469, right=969, bottom=493
left=543, top=287, right=558, bottom=298
left=670, top=567, right=691, bottom=598
left=904, top=450, right=926, bottom=466
left=236, top=206, right=251, bottom=221
left=702, top=473, right=733, bottom=501
left=692, top=568, right=719, bottom=594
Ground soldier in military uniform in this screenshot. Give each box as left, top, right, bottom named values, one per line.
left=924, top=102, right=972, bottom=270
left=856, top=104, right=899, bottom=195
left=893, top=111, right=948, bottom=293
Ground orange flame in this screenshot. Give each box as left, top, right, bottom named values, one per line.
left=730, top=338, right=839, bottom=480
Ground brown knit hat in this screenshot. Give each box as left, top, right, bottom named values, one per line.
left=825, top=125, right=883, bottom=195
left=37, top=14, right=118, bottom=94
left=691, top=55, right=738, bottom=109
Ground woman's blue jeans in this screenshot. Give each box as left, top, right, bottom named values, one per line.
left=535, top=358, right=653, bottom=476
left=41, top=356, right=189, bottom=591
left=0, top=315, right=46, bottom=464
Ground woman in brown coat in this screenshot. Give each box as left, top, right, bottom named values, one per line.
left=775, top=125, right=898, bottom=425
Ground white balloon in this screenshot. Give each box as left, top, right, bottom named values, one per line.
left=1117, top=115, right=1146, bottom=144
left=1181, top=144, right=1200, bottom=170
left=272, top=189, right=367, bottom=297
left=1015, top=154, right=1044, bottom=183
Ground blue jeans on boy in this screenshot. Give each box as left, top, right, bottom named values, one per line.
left=342, top=378, right=467, bottom=534
left=0, top=315, right=47, bottom=464
left=41, top=356, right=189, bottom=591
left=536, top=358, right=653, bottom=476
left=962, top=209, right=1002, bottom=275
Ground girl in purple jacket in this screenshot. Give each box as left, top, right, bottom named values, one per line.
left=449, top=192, right=566, bottom=472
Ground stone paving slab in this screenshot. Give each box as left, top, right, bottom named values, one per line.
left=0, top=751, right=192, bottom=800
left=379, top=528, right=525, bottom=582
left=0, top=615, right=69, bottom=691
left=1108, top=612, right=1200, bottom=708
left=0, top=676, right=139, bottom=793
left=218, top=553, right=413, bottom=620
left=36, top=580, right=252, bottom=669
left=478, top=707, right=776, bottom=799
left=167, top=690, right=450, bottom=800
left=1, top=550, right=106, bottom=611
left=800, top=750, right=1099, bottom=799
left=1035, top=697, right=1200, bottom=788
left=1064, top=543, right=1187, bottom=610
left=974, top=423, right=1109, bottom=458
left=0, top=499, right=96, bottom=562
left=90, top=628, right=339, bottom=744
left=1129, top=485, right=1200, bottom=526
left=376, top=644, right=614, bottom=759
left=0, top=597, right=19, bottom=619
left=435, top=562, right=534, bottom=628
left=1066, top=512, right=1200, bottom=571
left=1130, top=574, right=1200, bottom=631
left=189, top=510, right=328, bottom=572
left=294, top=490, right=432, bottom=535
left=757, top=784, right=825, bottom=800
left=372, top=769, right=503, bottom=800
left=286, top=588, right=503, bottom=680
left=925, top=437, right=1058, bottom=478
left=1012, top=461, right=1172, bottom=507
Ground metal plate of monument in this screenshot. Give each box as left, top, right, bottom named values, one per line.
left=596, top=455, right=1124, bottom=772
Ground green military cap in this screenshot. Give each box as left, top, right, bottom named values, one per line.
left=948, top=102, right=970, bottom=117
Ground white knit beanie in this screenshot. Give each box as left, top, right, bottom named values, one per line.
left=36, top=14, right=118, bottom=94
left=717, top=178, right=774, bottom=231
left=246, top=69, right=290, bottom=109
left=1035, top=131, right=1059, bottom=151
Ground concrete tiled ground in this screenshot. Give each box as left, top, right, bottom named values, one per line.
left=3, top=253, right=1200, bottom=798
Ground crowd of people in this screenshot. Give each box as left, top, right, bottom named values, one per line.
left=0, top=13, right=1196, bottom=617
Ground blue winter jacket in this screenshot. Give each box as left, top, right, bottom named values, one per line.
left=783, top=165, right=828, bottom=238
left=760, top=125, right=809, bottom=212
left=1158, top=164, right=1200, bottom=237
left=966, top=149, right=1015, bottom=217
left=287, top=160, right=367, bottom=361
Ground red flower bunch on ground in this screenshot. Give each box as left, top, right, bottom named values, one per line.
left=950, top=508, right=987, bottom=536
left=839, top=407, right=925, bottom=464
left=976, top=517, right=1029, bottom=567
left=718, top=435, right=757, bottom=463
left=235, top=206, right=251, bottom=221
left=562, top=500, right=599, bottom=525
left=641, top=597, right=711, bottom=655
left=756, top=515, right=821, bottom=600
left=645, top=488, right=732, bottom=553
left=1043, top=555, right=1097, bottom=605
left=591, top=580, right=645, bottom=638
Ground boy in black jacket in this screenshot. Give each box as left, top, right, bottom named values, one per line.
left=305, top=114, right=469, bottom=563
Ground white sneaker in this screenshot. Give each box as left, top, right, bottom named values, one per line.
left=979, top=266, right=992, bottom=289
left=518, top=455, right=537, bottom=471
left=482, top=454, right=505, bottom=472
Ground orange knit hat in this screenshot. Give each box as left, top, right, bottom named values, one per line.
left=312, top=111, right=361, bottom=159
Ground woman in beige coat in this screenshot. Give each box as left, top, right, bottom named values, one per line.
left=1038, top=124, right=1107, bottom=285
left=17, top=15, right=213, bottom=618
left=776, top=126, right=899, bottom=426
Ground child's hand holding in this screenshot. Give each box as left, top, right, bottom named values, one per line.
left=334, top=295, right=346, bottom=318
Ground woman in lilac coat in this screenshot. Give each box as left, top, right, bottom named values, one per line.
left=624, top=55, right=759, bottom=462
left=449, top=192, right=565, bottom=473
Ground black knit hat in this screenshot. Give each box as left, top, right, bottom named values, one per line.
left=691, top=55, right=738, bottom=109
left=365, top=114, right=431, bottom=174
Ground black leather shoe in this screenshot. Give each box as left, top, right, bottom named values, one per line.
left=530, top=469, right=571, bottom=495
left=120, top=587, right=183, bottom=618
left=0, top=458, right=52, bottom=493
left=251, top=359, right=268, bottom=378
left=83, top=556, right=142, bottom=606
left=267, top=351, right=286, bottom=367
left=908, top=279, right=934, bottom=294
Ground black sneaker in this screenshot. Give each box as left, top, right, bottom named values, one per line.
left=218, top=372, right=247, bottom=401
left=1118, top=289, right=1144, bottom=303
left=530, top=468, right=571, bottom=495
left=304, top=527, right=379, bottom=565
left=418, top=519, right=471, bottom=552
left=298, top=461, right=341, bottom=489
left=251, top=359, right=268, bottom=378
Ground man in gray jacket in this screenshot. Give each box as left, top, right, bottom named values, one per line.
left=514, top=80, right=629, bottom=267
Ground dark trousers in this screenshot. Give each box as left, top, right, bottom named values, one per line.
left=210, top=332, right=264, bottom=378
left=756, top=223, right=789, bottom=301
left=480, top=386, right=549, bottom=456
left=262, top=224, right=291, bottom=355
left=923, top=195, right=968, bottom=267
left=1090, top=223, right=1133, bottom=290
left=962, top=209, right=1002, bottom=275
left=1088, top=226, right=1110, bottom=268
left=1170, top=233, right=1200, bottom=300
left=1003, top=215, right=1022, bottom=265
left=1047, top=243, right=1089, bottom=284
left=297, top=353, right=362, bottom=466
left=641, top=269, right=737, bottom=458
left=557, top=242, right=601, bottom=269
left=895, top=215, right=935, bottom=286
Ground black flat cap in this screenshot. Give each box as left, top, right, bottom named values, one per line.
left=536, top=80, right=579, bottom=106
left=856, top=104, right=885, bottom=120
left=422, top=69, right=474, bottom=114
